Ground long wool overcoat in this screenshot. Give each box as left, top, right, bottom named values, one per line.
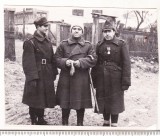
left=55, top=37, right=97, bottom=110
left=91, top=37, right=131, bottom=114
left=22, top=31, right=58, bottom=108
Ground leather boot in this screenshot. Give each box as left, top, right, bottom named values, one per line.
left=29, top=107, right=38, bottom=125
left=62, top=120, right=68, bottom=126
left=111, top=114, right=118, bottom=127
left=103, top=113, right=110, bottom=127
left=103, top=123, right=110, bottom=126
left=76, top=108, right=85, bottom=126
left=37, top=109, right=48, bottom=125
left=62, top=109, right=70, bottom=126
left=37, top=117, right=47, bottom=125
left=31, top=115, right=38, bottom=125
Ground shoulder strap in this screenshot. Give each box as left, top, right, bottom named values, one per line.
left=29, top=38, right=52, bottom=59
left=29, top=38, right=39, bottom=51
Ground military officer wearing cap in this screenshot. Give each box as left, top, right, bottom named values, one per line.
left=91, top=20, right=131, bottom=127
left=55, top=22, right=97, bottom=126
left=22, top=17, right=58, bottom=125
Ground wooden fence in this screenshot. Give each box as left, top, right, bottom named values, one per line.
left=120, top=30, right=158, bottom=57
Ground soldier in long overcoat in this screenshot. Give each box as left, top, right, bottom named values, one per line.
left=55, top=23, right=97, bottom=126
left=91, top=20, right=131, bottom=127
left=22, top=17, right=58, bottom=125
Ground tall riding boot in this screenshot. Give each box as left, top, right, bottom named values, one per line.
left=76, top=108, right=85, bottom=126
left=36, top=109, right=47, bottom=125
left=62, top=109, right=70, bottom=126
left=29, top=107, right=38, bottom=125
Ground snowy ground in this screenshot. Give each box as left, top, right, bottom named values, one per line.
left=5, top=39, right=159, bottom=127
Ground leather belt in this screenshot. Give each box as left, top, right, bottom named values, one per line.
left=98, top=61, right=122, bottom=70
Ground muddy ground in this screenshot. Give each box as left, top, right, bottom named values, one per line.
left=5, top=40, right=159, bottom=127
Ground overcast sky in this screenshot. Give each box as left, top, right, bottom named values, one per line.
left=5, top=5, right=157, bottom=29
left=3, top=0, right=159, bottom=29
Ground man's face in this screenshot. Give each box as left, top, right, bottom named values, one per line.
left=38, top=24, right=49, bottom=35
left=103, top=29, right=115, bottom=40
left=71, top=26, right=83, bottom=38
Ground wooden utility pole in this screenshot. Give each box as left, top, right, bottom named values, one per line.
left=92, top=13, right=99, bottom=48
left=56, top=23, right=61, bottom=47
left=4, top=8, right=16, bottom=61
left=23, top=8, right=25, bottom=41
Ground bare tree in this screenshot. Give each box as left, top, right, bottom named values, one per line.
left=146, top=17, right=157, bottom=33
left=134, top=11, right=148, bottom=31
left=123, top=11, right=130, bottom=28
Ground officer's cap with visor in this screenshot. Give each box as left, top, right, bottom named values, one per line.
left=34, top=17, right=53, bottom=27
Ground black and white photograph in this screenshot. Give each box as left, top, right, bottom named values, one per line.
left=3, top=0, right=159, bottom=129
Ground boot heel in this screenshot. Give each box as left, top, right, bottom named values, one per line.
left=77, top=122, right=83, bottom=126
left=37, top=117, right=48, bottom=125
left=62, top=120, right=68, bottom=126
left=31, top=116, right=38, bottom=125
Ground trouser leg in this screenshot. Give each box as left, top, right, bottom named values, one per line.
left=103, top=112, right=110, bottom=126
left=29, top=107, right=38, bottom=125
left=76, top=108, right=85, bottom=126
left=111, top=114, right=119, bottom=127
left=62, top=108, right=70, bottom=125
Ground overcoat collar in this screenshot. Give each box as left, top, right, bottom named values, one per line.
left=67, top=37, right=85, bottom=46
left=33, top=30, right=49, bottom=42
left=99, top=36, right=119, bottom=47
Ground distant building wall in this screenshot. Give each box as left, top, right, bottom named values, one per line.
left=14, top=8, right=71, bottom=47
left=14, top=8, right=48, bottom=35
left=15, top=8, right=48, bottom=25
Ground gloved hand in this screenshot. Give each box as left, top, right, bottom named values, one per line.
left=66, top=59, right=73, bottom=67
left=74, top=60, right=80, bottom=68
left=70, top=61, right=75, bottom=76
left=122, top=86, right=129, bottom=91
left=29, top=79, right=37, bottom=87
